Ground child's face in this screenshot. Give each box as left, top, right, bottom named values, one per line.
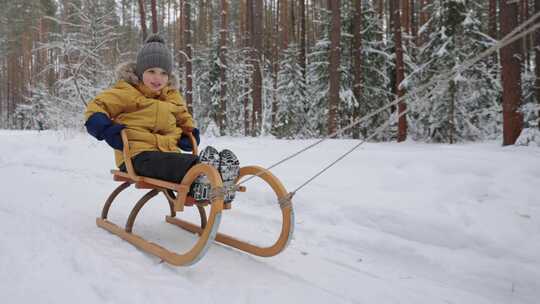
left=142, top=67, right=169, bottom=93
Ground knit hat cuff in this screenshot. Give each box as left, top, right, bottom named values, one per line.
left=136, top=53, right=172, bottom=78
left=135, top=34, right=173, bottom=80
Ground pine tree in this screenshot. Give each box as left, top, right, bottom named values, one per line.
left=306, top=6, right=331, bottom=136
left=274, top=45, right=310, bottom=138
left=408, top=0, right=501, bottom=142
left=516, top=0, right=540, bottom=145
left=348, top=1, right=393, bottom=140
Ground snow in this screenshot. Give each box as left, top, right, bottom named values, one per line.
left=1, top=130, right=539, bottom=304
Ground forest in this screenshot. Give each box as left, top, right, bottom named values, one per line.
left=0, top=0, right=538, bottom=145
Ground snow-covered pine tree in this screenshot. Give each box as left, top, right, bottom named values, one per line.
left=191, top=27, right=253, bottom=137
left=25, top=0, right=119, bottom=129
left=340, top=1, right=393, bottom=140
left=273, top=44, right=310, bottom=138
left=515, top=0, right=540, bottom=146
left=306, top=6, right=331, bottom=137
left=226, top=47, right=253, bottom=136
left=516, top=67, right=540, bottom=146
left=408, top=0, right=501, bottom=143
left=191, top=46, right=215, bottom=131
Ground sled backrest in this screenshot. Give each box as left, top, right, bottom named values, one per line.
left=120, top=130, right=138, bottom=181
left=115, top=129, right=198, bottom=185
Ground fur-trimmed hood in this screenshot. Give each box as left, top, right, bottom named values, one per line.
left=114, top=61, right=179, bottom=90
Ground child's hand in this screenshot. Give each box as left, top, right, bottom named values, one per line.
left=178, top=127, right=200, bottom=151
left=103, top=124, right=126, bottom=151
left=85, top=112, right=126, bottom=150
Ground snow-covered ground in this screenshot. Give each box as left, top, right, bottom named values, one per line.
left=1, top=130, right=539, bottom=304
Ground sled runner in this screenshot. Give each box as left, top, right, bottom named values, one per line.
left=96, top=130, right=294, bottom=266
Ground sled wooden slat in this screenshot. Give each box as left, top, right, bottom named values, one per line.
left=112, top=170, right=189, bottom=191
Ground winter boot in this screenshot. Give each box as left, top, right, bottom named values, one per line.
left=218, top=149, right=240, bottom=203
left=190, top=146, right=220, bottom=202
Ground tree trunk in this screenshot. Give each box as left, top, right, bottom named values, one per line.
left=281, top=0, right=289, bottom=50
left=173, top=1, right=178, bottom=53
left=138, top=0, right=148, bottom=40
left=411, top=0, right=418, bottom=45
left=500, top=0, right=523, bottom=145
left=184, top=0, right=193, bottom=111
left=271, top=0, right=279, bottom=129
left=327, top=0, right=341, bottom=135
left=392, top=0, right=407, bottom=142
left=291, top=1, right=296, bottom=44
left=489, top=0, right=498, bottom=65
left=218, top=0, right=229, bottom=135
left=207, top=0, right=214, bottom=47
left=300, top=0, right=306, bottom=80
left=402, top=0, right=410, bottom=35
left=418, top=0, right=429, bottom=46
left=535, top=0, right=540, bottom=129
left=251, top=0, right=263, bottom=136
left=167, top=0, right=171, bottom=39
left=520, top=0, right=530, bottom=70
left=0, top=58, right=4, bottom=127
left=489, top=0, right=497, bottom=39
left=376, top=0, right=384, bottom=42
left=151, top=0, right=158, bottom=34
left=197, top=0, right=206, bottom=47
left=448, top=80, right=456, bottom=144
left=352, top=0, right=362, bottom=139
left=239, top=0, right=246, bottom=48
left=244, top=0, right=253, bottom=136
left=37, top=17, right=48, bottom=83
left=178, top=0, right=184, bottom=63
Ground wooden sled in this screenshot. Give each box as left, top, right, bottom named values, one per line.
left=96, top=130, right=294, bottom=266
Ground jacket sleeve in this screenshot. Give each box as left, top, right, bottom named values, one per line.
left=84, top=88, right=128, bottom=121
left=84, top=87, right=129, bottom=144
left=166, top=89, right=195, bottom=129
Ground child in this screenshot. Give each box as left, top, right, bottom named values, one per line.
left=84, top=34, right=239, bottom=202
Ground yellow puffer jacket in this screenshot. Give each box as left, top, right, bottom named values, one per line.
left=84, top=62, right=195, bottom=167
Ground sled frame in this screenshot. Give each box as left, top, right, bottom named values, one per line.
left=96, top=130, right=294, bottom=266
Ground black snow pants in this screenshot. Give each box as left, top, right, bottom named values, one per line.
left=119, top=151, right=199, bottom=183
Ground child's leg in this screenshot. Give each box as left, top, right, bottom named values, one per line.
left=126, top=151, right=199, bottom=183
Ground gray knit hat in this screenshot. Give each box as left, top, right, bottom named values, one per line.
left=135, top=34, right=172, bottom=80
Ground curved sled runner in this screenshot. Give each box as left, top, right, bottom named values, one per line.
left=96, top=130, right=294, bottom=266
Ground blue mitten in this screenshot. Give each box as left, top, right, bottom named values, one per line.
left=103, top=123, right=126, bottom=150
left=178, top=128, right=201, bottom=151
left=85, top=112, right=111, bottom=140
left=85, top=112, right=126, bottom=150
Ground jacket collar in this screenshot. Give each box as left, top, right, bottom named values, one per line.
left=114, top=61, right=179, bottom=91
